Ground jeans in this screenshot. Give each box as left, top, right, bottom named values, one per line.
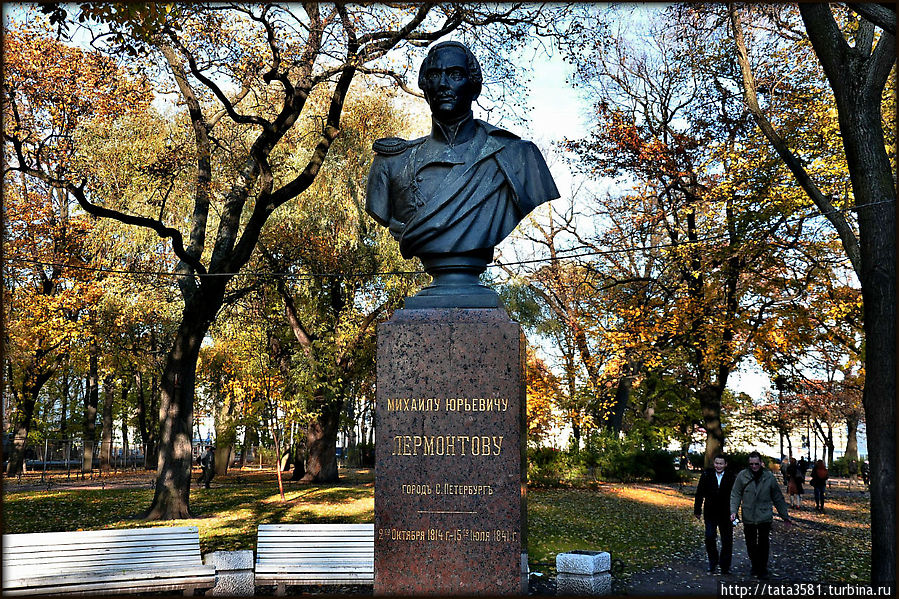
left=814, top=486, right=825, bottom=508
left=704, top=518, right=733, bottom=571
left=744, top=522, right=772, bottom=575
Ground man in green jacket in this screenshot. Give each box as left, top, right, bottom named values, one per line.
left=730, top=451, right=792, bottom=578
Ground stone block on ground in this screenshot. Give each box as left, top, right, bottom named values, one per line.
left=203, top=550, right=254, bottom=596
left=556, top=550, right=611, bottom=575
left=556, top=572, right=612, bottom=596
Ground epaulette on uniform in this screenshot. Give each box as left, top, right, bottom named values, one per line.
left=373, top=136, right=424, bottom=156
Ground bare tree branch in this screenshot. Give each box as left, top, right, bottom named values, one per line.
left=728, top=4, right=862, bottom=274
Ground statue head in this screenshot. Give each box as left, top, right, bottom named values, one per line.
left=418, top=41, right=482, bottom=122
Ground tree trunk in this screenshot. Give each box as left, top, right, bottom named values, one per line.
left=290, top=439, right=307, bottom=480
left=147, top=374, right=159, bottom=469
left=826, top=424, right=835, bottom=468
left=845, top=415, right=859, bottom=462
left=60, top=367, right=69, bottom=440
left=213, top=444, right=232, bottom=476
left=241, top=425, right=258, bottom=469
left=844, top=98, right=896, bottom=586
left=302, top=401, right=341, bottom=483
left=607, top=372, right=635, bottom=433
left=795, top=7, right=896, bottom=582
left=828, top=53, right=898, bottom=576
left=214, top=392, right=237, bottom=476
left=5, top=349, right=57, bottom=474
left=100, top=376, right=114, bottom=471
left=135, top=371, right=151, bottom=468
left=144, top=294, right=219, bottom=520
left=121, top=379, right=131, bottom=469
left=5, top=381, right=43, bottom=475
left=81, top=353, right=99, bottom=474
left=699, top=384, right=725, bottom=468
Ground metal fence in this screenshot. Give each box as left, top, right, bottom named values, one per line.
left=2, top=439, right=292, bottom=479
left=3, top=439, right=153, bottom=480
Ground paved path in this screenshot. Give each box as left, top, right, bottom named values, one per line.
left=617, top=487, right=868, bottom=596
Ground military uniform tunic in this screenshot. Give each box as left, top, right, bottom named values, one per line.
left=366, top=115, right=560, bottom=260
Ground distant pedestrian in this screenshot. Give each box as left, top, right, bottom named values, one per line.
left=694, top=454, right=736, bottom=575
left=779, top=457, right=789, bottom=488
left=810, top=459, right=829, bottom=513
left=786, top=457, right=804, bottom=509
left=730, top=451, right=792, bottom=579
left=198, top=445, right=215, bottom=488
left=847, top=458, right=858, bottom=490
left=860, top=460, right=870, bottom=486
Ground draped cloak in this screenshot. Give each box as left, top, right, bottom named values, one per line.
left=365, top=120, right=560, bottom=260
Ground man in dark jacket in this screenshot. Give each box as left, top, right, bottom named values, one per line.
left=694, top=454, right=736, bottom=574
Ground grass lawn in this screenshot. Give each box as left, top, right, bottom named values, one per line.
left=2, top=468, right=869, bottom=581
left=528, top=483, right=702, bottom=576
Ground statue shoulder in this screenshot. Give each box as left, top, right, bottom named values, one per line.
left=372, top=136, right=426, bottom=156
left=477, top=119, right=521, bottom=142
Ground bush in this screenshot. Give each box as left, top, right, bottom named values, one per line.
left=829, top=456, right=849, bottom=476
left=645, top=449, right=680, bottom=483
left=527, top=446, right=570, bottom=487
left=688, top=452, right=705, bottom=470
left=581, top=432, right=684, bottom=483
left=346, top=442, right=375, bottom=467
left=527, top=434, right=695, bottom=485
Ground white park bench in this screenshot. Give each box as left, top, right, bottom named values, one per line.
left=1, top=526, right=216, bottom=596
left=255, top=523, right=374, bottom=595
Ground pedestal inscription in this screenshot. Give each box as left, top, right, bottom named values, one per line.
left=374, top=308, right=527, bottom=595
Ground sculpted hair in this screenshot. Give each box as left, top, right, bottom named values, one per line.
left=418, top=41, right=483, bottom=98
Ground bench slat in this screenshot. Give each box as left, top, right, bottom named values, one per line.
left=258, top=542, right=372, bottom=549
left=5, top=566, right=215, bottom=586
left=3, top=527, right=200, bottom=547
left=3, top=574, right=216, bottom=597
left=6, top=542, right=200, bottom=556
left=257, top=524, right=373, bottom=531
left=256, top=574, right=374, bottom=585
left=3, top=544, right=200, bottom=561
left=257, top=535, right=372, bottom=541
left=5, top=538, right=200, bottom=551
left=257, top=551, right=373, bottom=558
left=7, top=554, right=202, bottom=568
left=256, top=567, right=373, bottom=574
left=6, top=556, right=206, bottom=576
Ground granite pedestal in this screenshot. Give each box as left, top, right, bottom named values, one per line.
left=374, top=308, right=527, bottom=595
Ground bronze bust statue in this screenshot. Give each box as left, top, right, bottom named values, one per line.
left=366, top=41, right=559, bottom=307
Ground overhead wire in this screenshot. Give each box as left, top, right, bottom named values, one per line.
left=1, top=199, right=887, bottom=281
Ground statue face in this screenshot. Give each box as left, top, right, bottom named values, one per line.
left=421, top=46, right=476, bottom=121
